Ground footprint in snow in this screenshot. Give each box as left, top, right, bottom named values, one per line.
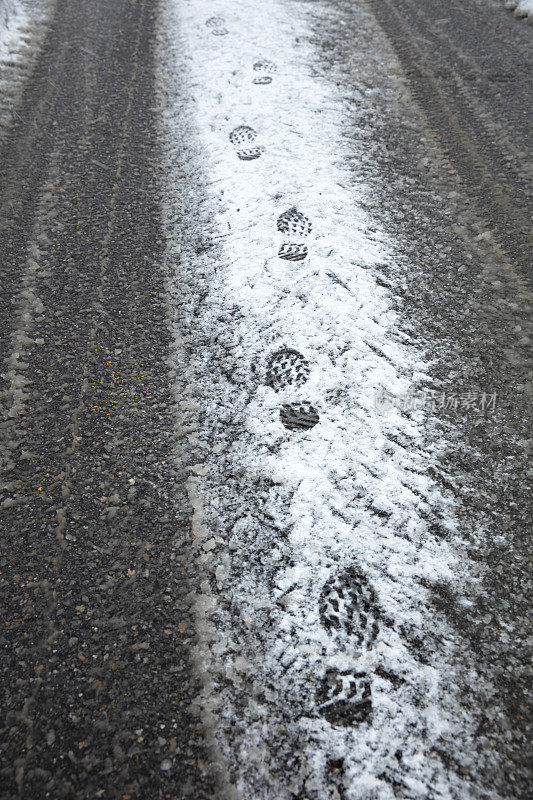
left=317, top=567, right=380, bottom=727
left=266, top=349, right=310, bottom=390
left=319, top=566, right=379, bottom=649
left=205, top=16, right=228, bottom=35
left=316, top=669, right=372, bottom=726
left=280, top=401, right=319, bottom=430
left=229, top=125, right=264, bottom=160
left=277, top=208, right=312, bottom=261
left=253, top=59, right=277, bottom=84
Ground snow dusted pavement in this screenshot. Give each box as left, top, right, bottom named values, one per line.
left=504, top=0, right=533, bottom=22
left=0, top=0, right=52, bottom=140
left=157, top=1, right=530, bottom=797
left=0, top=0, right=530, bottom=797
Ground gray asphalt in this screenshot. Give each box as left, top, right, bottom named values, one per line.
left=0, top=0, right=531, bottom=798
left=364, top=0, right=532, bottom=279
left=0, top=0, right=214, bottom=797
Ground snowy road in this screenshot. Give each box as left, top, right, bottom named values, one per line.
left=0, top=0, right=531, bottom=798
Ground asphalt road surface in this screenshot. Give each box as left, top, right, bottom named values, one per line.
left=0, top=0, right=215, bottom=797
left=0, top=0, right=531, bottom=798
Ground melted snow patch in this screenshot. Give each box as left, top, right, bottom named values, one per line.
left=157, top=0, right=504, bottom=798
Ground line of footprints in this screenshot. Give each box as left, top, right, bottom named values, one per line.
left=204, top=21, right=316, bottom=430
left=206, top=16, right=386, bottom=725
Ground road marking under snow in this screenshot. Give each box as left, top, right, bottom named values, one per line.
left=157, top=0, right=505, bottom=797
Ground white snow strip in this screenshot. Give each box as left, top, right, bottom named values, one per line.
left=0, top=0, right=32, bottom=76
left=157, top=1, right=504, bottom=798
left=0, top=0, right=20, bottom=51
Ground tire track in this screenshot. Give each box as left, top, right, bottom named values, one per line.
left=398, top=0, right=530, bottom=184
left=0, top=1, right=215, bottom=797
left=364, top=0, right=532, bottom=279
left=0, top=19, right=71, bottom=375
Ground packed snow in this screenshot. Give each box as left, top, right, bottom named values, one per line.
left=0, top=0, right=26, bottom=55
left=156, top=0, right=508, bottom=798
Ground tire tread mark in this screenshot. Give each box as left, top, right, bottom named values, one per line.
left=365, top=0, right=532, bottom=278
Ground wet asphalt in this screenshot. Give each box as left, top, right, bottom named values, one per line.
left=0, top=0, right=531, bottom=798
